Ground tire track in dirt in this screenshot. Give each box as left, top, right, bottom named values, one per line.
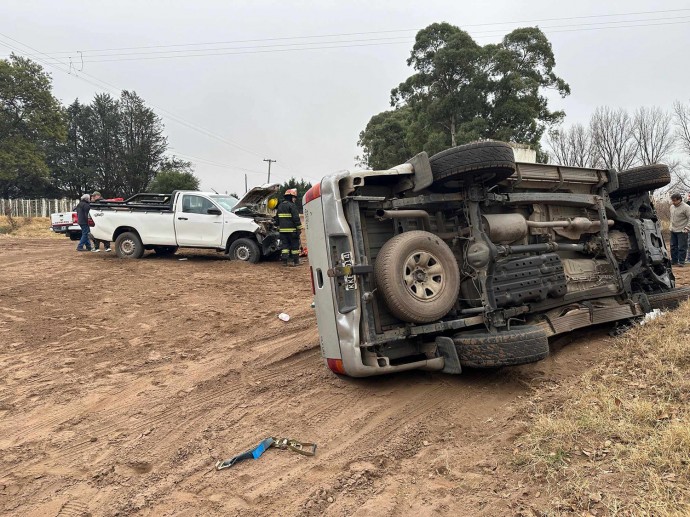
left=2, top=238, right=634, bottom=517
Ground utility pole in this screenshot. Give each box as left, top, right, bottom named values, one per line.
left=244, top=174, right=248, bottom=193
left=263, top=158, right=276, bottom=183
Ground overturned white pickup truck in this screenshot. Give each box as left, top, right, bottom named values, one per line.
left=304, top=141, right=690, bottom=377
left=90, top=185, right=280, bottom=262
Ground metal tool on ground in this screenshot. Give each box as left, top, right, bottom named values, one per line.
left=215, top=437, right=317, bottom=471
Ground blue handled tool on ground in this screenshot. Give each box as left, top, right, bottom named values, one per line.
left=215, top=437, right=317, bottom=471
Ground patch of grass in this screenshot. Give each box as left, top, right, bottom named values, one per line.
left=515, top=303, right=690, bottom=516
left=0, top=216, right=60, bottom=238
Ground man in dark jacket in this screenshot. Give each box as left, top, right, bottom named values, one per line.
left=275, top=188, right=303, bottom=266
left=75, top=194, right=92, bottom=251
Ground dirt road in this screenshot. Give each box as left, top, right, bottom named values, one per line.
left=1, top=238, right=687, bottom=516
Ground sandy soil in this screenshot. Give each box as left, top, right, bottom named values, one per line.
left=1, top=237, right=688, bottom=517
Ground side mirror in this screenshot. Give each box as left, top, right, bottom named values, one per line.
left=207, top=207, right=222, bottom=215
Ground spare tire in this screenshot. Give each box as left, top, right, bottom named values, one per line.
left=374, top=230, right=460, bottom=324
left=429, top=141, right=516, bottom=191
left=611, top=164, right=671, bottom=197
left=453, top=325, right=549, bottom=368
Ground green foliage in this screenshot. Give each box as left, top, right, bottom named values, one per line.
left=391, top=23, right=487, bottom=154
left=148, top=158, right=200, bottom=193
left=1, top=55, right=170, bottom=198
left=358, top=24, right=570, bottom=169
left=119, top=90, right=167, bottom=195
left=357, top=107, right=412, bottom=170
left=485, top=27, right=570, bottom=146
left=51, top=90, right=167, bottom=197
left=49, top=99, right=96, bottom=197
left=278, top=177, right=312, bottom=211
left=0, top=54, right=65, bottom=197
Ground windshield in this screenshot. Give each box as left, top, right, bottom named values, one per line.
left=209, top=195, right=239, bottom=211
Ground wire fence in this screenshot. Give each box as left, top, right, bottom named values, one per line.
left=1, top=198, right=77, bottom=218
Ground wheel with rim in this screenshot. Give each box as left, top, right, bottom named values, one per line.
left=153, top=246, right=178, bottom=256
left=228, top=238, right=261, bottom=263
left=453, top=325, right=550, bottom=368
left=429, top=141, right=516, bottom=191
left=374, top=230, right=460, bottom=324
left=115, top=231, right=144, bottom=259
left=647, top=287, right=690, bottom=310
left=611, top=164, right=671, bottom=197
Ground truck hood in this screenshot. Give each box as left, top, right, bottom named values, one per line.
left=231, top=183, right=280, bottom=216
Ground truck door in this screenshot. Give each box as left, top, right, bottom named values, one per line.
left=175, top=194, right=224, bottom=247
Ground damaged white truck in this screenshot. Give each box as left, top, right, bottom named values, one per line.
left=304, top=141, right=690, bottom=377
left=90, top=185, right=280, bottom=262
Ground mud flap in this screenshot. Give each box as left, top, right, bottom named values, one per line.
left=435, top=336, right=462, bottom=374
left=407, top=151, right=433, bottom=192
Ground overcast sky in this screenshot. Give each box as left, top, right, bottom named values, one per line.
left=2, top=0, right=689, bottom=194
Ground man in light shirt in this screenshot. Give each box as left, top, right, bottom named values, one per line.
left=669, top=193, right=690, bottom=267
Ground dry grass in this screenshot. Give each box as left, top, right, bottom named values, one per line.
left=0, top=216, right=60, bottom=239
left=514, top=304, right=690, bottom=516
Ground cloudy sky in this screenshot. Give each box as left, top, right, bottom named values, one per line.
left=2, top=0, right=689, bottom=194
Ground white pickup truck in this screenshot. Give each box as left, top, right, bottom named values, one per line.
left=50, top=210, right=89, bottom=241
left=90, top=185, right=281, bottom=262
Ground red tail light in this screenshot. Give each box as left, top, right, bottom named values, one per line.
left=303, top=182, right=322, bottom=205
left=71, top=213, right=78, bottom=224
left=327, top=358, right=346, bottom=375
left=309, top=266, right=315, bottom=295
left=88, top=217, right=95, bottom=227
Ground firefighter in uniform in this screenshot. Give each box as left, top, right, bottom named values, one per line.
left=276, top=188, right=303, bottom=266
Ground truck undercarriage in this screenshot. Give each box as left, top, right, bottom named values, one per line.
left=317, top=142, right=685, bottom=374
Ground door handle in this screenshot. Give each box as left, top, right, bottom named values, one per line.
left=178, top=217, right=188, bottom=220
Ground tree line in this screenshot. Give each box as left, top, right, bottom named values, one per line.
left=357, top=23, right=570, bottom=169
left=546, top=104, right=690, bottom=190
left=0, top=54, right=199, bottom=199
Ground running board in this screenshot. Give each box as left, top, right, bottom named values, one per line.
left=540, top=303, right=642, bottom=336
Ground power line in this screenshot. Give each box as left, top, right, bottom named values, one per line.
left=70, top=18, right=690, bottom=64
left=0, top=32, right=300, bottom=179
left=169, top=153, right=265, bottom=174
left=3, top=11, right=689, bottom=184
left=42, top=7, right=690, bottom=55
left=170, top=153, right=297, bottom=183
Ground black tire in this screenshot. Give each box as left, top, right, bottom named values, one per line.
left=68, top=233, right=80, bottom=241
left=228, top=238, right=261, bottom=264
left=374, top=230, right=460, bottom=324
left=611, top=164, right=671, bottom=197
left=115, top=231, right=144, bottom=259
left=453, top=325, right=549, bottom=368
left=429, top=141, right=516, bottom=191
left=153, top=246, right=178, bottom=256
left=647, top=287, right=690, bottom=311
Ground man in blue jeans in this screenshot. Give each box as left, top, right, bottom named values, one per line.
left=75, top=194, right=92, bottom=252
left=669, top=193, right=690, bottom=267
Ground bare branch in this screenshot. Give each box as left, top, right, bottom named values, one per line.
left=631, top=106, right=675, bottom=165
left=589, top=107, right=638, bottom=171
left=546, top=123, right=596, bottom=167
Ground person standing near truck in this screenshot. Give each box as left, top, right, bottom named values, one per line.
left=276, top=188, right=303, bottom=266
left=670, top=193, right=690, bottom=267
left=75, top=194, right=93, bottom=252
left=89, top=191, right=111, bottom=252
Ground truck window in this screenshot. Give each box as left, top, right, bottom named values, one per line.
left=182, top=195, right=217, bottom=214
left=209, top=195, right=239, bottom=211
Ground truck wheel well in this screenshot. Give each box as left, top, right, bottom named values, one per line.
left=113, top=226, right=142, bottom=243
left=225, top=231, right=257, bottom=252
